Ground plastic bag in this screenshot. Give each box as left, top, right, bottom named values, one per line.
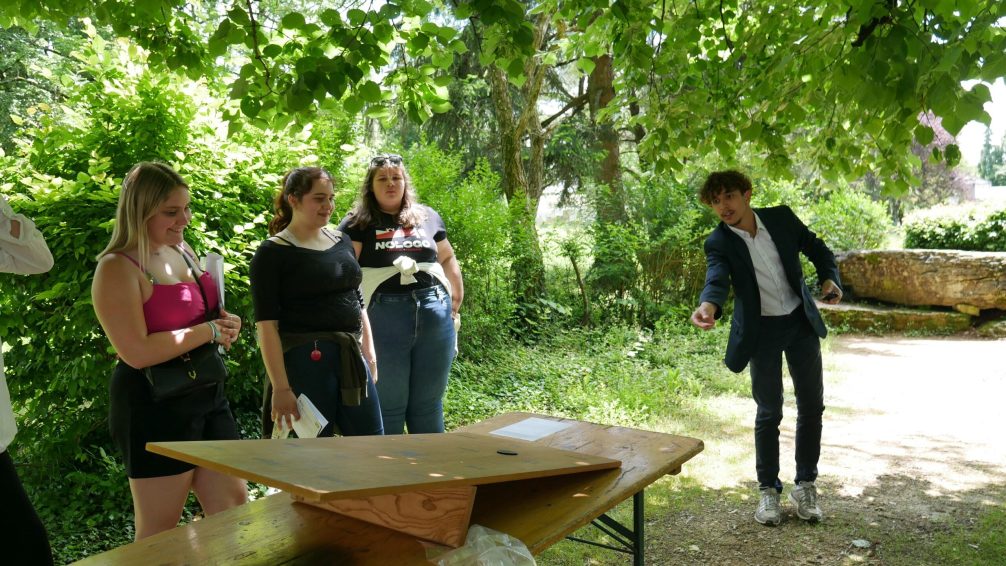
left=434, top=525, right=536, bottom=566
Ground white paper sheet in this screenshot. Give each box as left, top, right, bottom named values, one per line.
left=268, top=394, right=329, bottom=439
left=488, top=417, right=571, bottom=441
left=292, top=394, right=329, bottom=438
left=204, top=252, right=225, bottom=308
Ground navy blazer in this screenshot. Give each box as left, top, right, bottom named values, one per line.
left=699, top=206, right=841, bottom=373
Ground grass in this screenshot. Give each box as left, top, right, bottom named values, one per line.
left=440, top=325, right=1006, bottom=566
left=871, top=498, right=1006, bottom=566
left=44, top=320, right=1005, bottom=564
left=931, top=503, right=1006, bottom=565
left=444, top=320, right=742, bottom=432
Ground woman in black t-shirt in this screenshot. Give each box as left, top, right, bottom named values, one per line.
left=250, top=167, right=383, bottom=438
left=339, top=154, right=464, bottom=434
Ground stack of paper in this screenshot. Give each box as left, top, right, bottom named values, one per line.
left=270, top=394, right=330, bottom=439
left=204, top=252, right=225, bottom=308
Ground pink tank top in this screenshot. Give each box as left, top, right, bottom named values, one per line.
left=118, top=252, right=221, bottom=333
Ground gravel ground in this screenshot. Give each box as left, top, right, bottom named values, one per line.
left=554, top=335, right=1006, bottom=566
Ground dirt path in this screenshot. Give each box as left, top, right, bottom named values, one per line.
left=644, top=335, right=1006, bottom=565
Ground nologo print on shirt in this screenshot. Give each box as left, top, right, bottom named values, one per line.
left=374, top=227, right=433, bottom=252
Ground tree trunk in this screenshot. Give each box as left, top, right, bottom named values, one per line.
left=488, top=64, right=546, bottom=309
left=586, top=52, right=635, bottom=297
left=588, top=53, right=624, bottom=224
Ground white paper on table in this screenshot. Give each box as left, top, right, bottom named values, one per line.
left=292, top=394, right=329, bottom=438
left=488, top=417, right=571, bottom=442
left=204, top=252, right=225, bottom=309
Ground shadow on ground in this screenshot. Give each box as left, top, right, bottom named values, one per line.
left=538, top=335, right=1006, bottom=566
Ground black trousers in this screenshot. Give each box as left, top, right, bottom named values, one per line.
left=748, top=310, right=825, bottom=491
left=0, top=449, right=54, bottom=565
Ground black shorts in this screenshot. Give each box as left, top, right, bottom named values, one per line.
left=108, top=361, right=241, bottom=479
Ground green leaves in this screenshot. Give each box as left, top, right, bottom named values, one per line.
left=240, top=96, right=261, bottom=118
left=320, top=9, right=342, bottom=27
left=6, top=0, right=1005, bottom=188
left=944, top=144, right=962, bottom=167
left=343, top=94, right=364, bottom=114
left=285, top=87, right=313, bottom=112
left=914, top=123, right=935, bottom=146
left=280, top=11, right=306, bottom=31
left=358, top=80, right=382, bottom=103
left=346, top=9, right=367, bottom=26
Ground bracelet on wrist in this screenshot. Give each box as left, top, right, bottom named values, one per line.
left=206, top=321, right=221, bottom=344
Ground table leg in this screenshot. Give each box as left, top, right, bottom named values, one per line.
left=633, top=490, right=644, bottom=566
left=566, top=489, right=645, bottom=564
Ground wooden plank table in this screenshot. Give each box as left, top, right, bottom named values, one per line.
left=144, top=432, right=621, bottom=501
left=461, top=412, right=703, bottom=564
left=145, top=431, right=621, bottom=547
left=75, top=412, right=703, bottom=565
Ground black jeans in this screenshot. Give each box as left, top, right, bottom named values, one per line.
left=0, top=449, right=54, bottom=565
left=749, top=310, right=825, bottom=491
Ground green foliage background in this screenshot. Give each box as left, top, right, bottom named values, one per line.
left=0, top=29, right=518, bottom=559
left=0, top=6, right=988, bottom=563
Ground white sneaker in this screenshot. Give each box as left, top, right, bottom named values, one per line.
left=789, top=481, right=823, bottom=522
left=755, top=487, right=782, bottom=526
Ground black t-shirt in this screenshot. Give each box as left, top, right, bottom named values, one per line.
left=338, top=205, right=447, bottom=293
left=250, top=233, right=363, bottom=334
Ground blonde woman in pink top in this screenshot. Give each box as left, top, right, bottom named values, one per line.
left=92, top=162, right=246, bottom=540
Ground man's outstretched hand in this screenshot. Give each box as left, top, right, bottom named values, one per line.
left=691, top=302, right=718, bottom=331
left=821, top=279, right=843, bottom=305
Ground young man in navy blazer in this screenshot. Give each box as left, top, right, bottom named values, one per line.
left=690, top=170, right=842, bottom=526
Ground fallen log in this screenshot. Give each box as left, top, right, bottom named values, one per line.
left=836, top=249, right=1006, bottom=311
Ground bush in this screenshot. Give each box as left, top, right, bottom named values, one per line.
left=903, top=204, right=1006, bottom=251
left=616, top=172, right=712, bottom=325
left=970, top=209, right=1006, bottom=251
left=805, top=186, right=892, bottom=252
left=402, top=142, right=515, bottom=356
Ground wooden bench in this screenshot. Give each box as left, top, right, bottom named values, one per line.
left=75, top=412, right=703, bottom=565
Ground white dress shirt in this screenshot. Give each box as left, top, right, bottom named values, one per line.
left=1, top=194, right=55, bottom=453
left=727, top=212, right=802, bottom=316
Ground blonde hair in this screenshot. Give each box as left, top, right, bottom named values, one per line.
left=97, top=162, right=188, bottom=272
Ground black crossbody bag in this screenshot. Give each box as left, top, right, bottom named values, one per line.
left=143, top=249, right=228, bottom=402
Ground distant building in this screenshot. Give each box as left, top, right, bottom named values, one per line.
left=973, top=179, right=1006, bottom=202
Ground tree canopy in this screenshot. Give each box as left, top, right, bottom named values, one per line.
left=3, top=1, right=1003, bottom=194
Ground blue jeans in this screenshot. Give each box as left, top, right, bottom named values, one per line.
left=749, top=310, right=825, bottom=491
left=368, top=284, right=456, bottom=434
left=283, top=341, right=384, bottom=437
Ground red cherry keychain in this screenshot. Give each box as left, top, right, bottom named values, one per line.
left=310, top=340, right=322, bottom=362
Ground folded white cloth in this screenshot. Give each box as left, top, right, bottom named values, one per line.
left=393, top=255, right=419, bottom=285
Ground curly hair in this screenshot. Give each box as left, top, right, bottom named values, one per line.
left=699, top=170, right=753, bottom=205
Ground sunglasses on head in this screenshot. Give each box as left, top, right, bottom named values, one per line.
left=370, top=154, right=403, bottom=166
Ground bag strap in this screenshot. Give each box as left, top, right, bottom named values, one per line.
left=174, top=245, right=216, bottom=322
